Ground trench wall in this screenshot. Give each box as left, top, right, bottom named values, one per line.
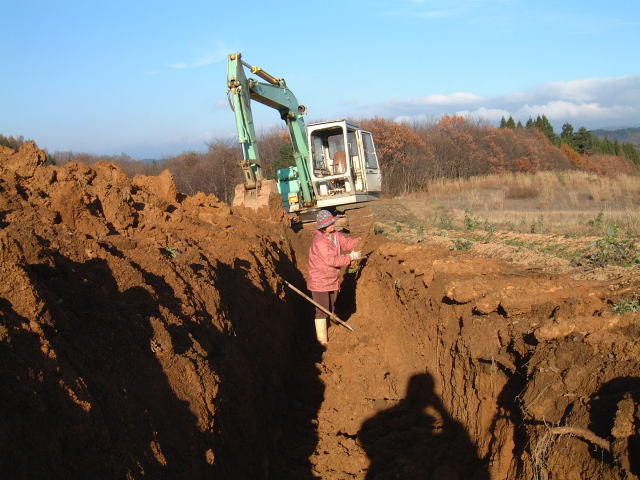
left=312, top=242, right=640, bottom=479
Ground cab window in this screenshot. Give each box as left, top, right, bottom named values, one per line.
left=361, top=131, right=379, bottom=169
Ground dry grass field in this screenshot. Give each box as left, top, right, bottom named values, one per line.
left=351, top=171, right=640, bottom=275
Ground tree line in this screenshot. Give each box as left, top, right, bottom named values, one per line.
left=3, top=115, right=639, bottom=201
left=499, top=115, right=640, bottom=163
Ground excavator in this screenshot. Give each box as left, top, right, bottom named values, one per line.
left=226, top=53, right=382, bottom=221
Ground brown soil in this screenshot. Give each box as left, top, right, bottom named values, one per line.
left=0, top=142, right=323, bottom=479
left=1, top=143, right=639, bottom=479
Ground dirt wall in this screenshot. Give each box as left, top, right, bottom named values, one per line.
left=313, top=241, right=640, bottom=479
left=1, top=143, right=638, bottom=479
left=0, top=143, right=321, bottom=479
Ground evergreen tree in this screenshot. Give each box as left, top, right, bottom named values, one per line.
left=560, top=123, right=574, bottom=147
left=573, top=127, right=594, bottom=154
left=516, top=120, right=523, bottom=129
left=506, top=116, right=516, bottom=129
left=529, top=115, right=558, bottom=144
left=534, top=115, right=543, bottom=130
left=621, top=143, right=640, bottom=164
left=600, top=137, right=614, bottom=155
left=499, top=116, right=507, bottom=129
left=540, top=115, right=557, bottom=144
left=525, top=117, right=534, bottom=129
left=44, top=153, right=56, bottom=166
left=271, top=143, right=296, bottom=175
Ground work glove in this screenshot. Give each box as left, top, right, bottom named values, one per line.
left=349, top=250, right=362, bottom=261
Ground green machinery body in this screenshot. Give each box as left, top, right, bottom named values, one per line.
left=226, top=53, right=382, bottom=215
left=226, top=53, right=312, bottom=209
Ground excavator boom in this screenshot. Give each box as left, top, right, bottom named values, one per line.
left=227, top=53, right=313, bottom=210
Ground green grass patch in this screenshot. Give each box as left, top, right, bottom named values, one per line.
left=581, top=225, right=640, bottom=267
left=612, top=298, right=640, bottom=314
left=453, top=239, right=473, bottom=251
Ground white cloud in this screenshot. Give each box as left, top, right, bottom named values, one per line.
left=385, top=92, right=483, bottom=112
left=414, top=9, right=459, bottom=18
left=517, top=101, right=637, bottom=122
left=168, top=48, right=228, bottom=70
left=369, top=74, right=640, bottom=128
left=421, top=92, right=483, bottom=104
left=394, top=113, right=440, bottom=124
left=454, top=107, right=511, bottom=122
left=214, top=97, right=230, bottom=111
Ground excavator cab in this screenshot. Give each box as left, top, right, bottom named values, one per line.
left=305, top=120, right=381, bottom=209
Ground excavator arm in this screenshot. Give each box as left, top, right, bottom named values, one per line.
left=227, top=53, right=313, bottom=207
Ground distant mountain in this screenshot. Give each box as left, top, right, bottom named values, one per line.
left=592, top=127, right=640, bottom=147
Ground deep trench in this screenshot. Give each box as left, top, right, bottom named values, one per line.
left=3, top=216, right=636, bottom=479
left=264, top=233, right=639, bottom=480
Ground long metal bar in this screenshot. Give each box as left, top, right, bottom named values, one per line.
left=282, top=279, right=354, bottom=332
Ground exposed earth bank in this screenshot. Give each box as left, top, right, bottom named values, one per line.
left=0, top=142, right=321, bottom=479
left=314, top=238, right=640, bottom=479
left=1, top=143, right=638, bottom=479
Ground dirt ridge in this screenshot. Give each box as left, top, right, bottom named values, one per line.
left=1, top=142, right=638, bottom=479
left=0, top=142, right=320, bottom=479
left=313, top=239, right=640, bottom=479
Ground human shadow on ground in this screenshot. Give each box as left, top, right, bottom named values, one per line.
left=483, top=345, right=534, bottom=478
left=359, top=372, right=489, bottom=480
left=589, top=376, right=640, bottom=477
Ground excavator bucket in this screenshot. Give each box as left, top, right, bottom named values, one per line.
left=232, top=179, right=279, bottom=211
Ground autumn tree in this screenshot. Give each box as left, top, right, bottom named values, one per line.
left=0, top=134, right=28, bottom=150
left=360, top=117, right=432, bottom=194
left=560, top=142, right=582, bottom=167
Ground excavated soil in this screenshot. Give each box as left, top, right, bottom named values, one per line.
left=0, top=142, right=322, bottom=479
left=1, top=142, right=639, bottom=479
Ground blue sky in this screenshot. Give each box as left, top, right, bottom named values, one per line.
left=2, top=0, right=639, bottom=158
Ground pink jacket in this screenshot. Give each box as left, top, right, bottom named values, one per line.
left=307, top=230, right=359, bottom=292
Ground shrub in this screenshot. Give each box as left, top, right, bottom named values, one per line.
left=612, top=298, right=640, bottom=314
left=438, top=214, right=453, bottom=230
left=453, top=239, right=473, bottom=251
left=583, top=225, right=640, bottom=267
left=464, top=209, right=480, bottom=230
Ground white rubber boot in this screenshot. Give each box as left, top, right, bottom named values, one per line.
left=314, top=318, right=328, bottom=346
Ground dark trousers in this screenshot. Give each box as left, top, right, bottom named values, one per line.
left=311, top=290, right=337, bottom=319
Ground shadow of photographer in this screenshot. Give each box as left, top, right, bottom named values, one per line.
left=359, top=372, right=489, bottom=480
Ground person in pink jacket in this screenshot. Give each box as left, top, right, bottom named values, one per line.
left=307, top=210, right=361, bottom=346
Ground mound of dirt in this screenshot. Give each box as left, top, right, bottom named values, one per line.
left=2, top=142, right=639, bottom=479
left=0, top=142, right=322, bottom=479
left=314, top=237, right=640, bottom=479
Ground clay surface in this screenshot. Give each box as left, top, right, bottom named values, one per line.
left=1, top=143, right=638, bottom=479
